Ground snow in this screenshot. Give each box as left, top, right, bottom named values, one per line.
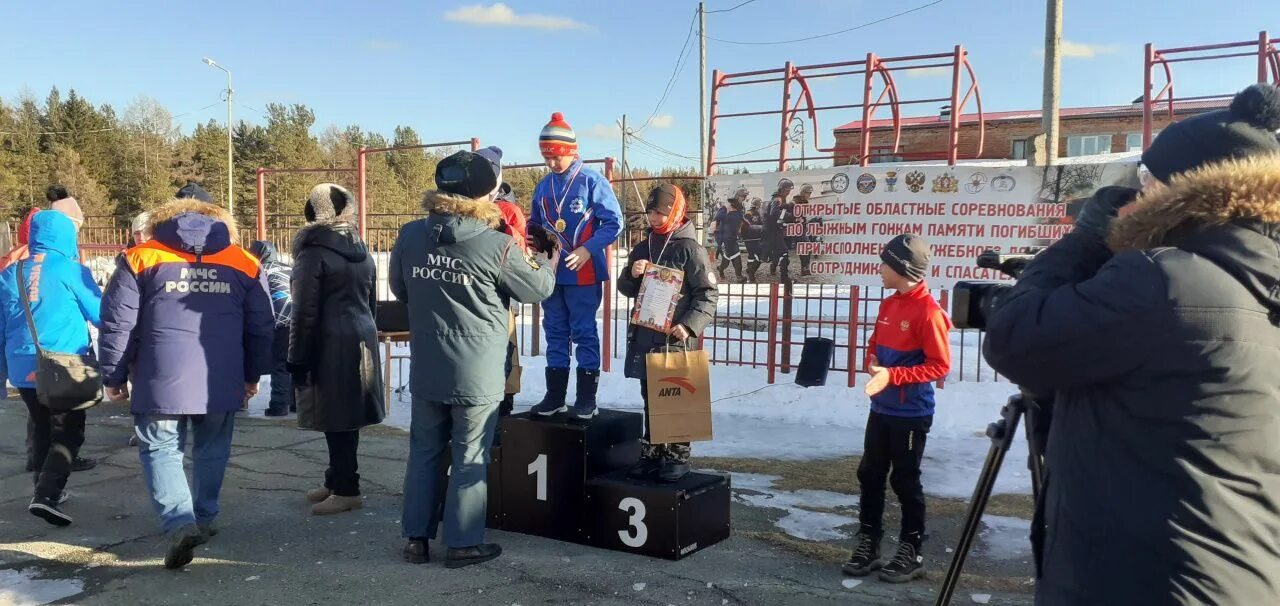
left=971, top=594, right=992, bottom=604
left=0, top=569, right=84, bottom=606
left=841, top=579, right=863, bottom=589
left=729, top=473, right=857, bottom=541
left=976, top=515, right=1033, bottom=560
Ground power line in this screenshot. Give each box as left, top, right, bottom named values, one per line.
left=630, top=133, right=699, bottom=160
left=707, top=0, right=944, bottom=45
left=634, top=8, right=698, bottom=135
left=706, top=0, right=761, bottom=14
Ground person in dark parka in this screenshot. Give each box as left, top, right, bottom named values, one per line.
left=983, top=83, right=1280, bottom=606
left=288, top=183, right=385, bottom=516
left=617, top=184, right=718, bottom=482
left=248, top=240, right=294, bottom=416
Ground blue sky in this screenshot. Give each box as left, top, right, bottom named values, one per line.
left=1, top=0, right=1274, bottom=169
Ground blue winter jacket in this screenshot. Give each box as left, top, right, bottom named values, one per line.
left=528, top=159, right=622, bottom=285
left=0, top=211, right=102, bottom=388
left=98, top=205, right=274, bottom=415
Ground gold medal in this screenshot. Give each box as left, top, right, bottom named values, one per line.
left=555, top=218, right=567, bottom=232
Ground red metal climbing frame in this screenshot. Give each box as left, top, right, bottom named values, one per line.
left=707, top=45, right=984, bottom=173
left=1143, top=31, right=1280, bottom=149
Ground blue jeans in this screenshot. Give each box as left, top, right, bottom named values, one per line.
left=401, top=396, right=499, bottom=548
left=134, top=412, right=236, bottom=534
left=542, top=283, right=603, bottom=370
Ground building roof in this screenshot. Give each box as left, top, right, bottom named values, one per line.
left=833, top=98, right=1229, bottom=133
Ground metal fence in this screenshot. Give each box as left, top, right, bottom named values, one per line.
left=73, top=213, right=1000, bottom=386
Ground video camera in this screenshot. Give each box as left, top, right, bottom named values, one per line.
left=950, top=251, right=1037, bottom=330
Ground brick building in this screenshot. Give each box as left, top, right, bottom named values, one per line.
left=831, top=99, right=1227, bottom=165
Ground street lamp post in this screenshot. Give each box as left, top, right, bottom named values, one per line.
left=789, top=117, right=806, bottom=170
left=202, top=57, right=234, bottom=214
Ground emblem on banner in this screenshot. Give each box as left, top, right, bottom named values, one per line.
left=856, top=173, right=876, bottom=194
left=884, top=171, right=899, bottom=192
left=965, top=172, right=988, bottom=194
left=932, top=172, right=959, bottom=193
left=905, top=171, right=926, bottom=193
left=830, top=172, right=850, bottom=194
left=991, top=174, right=1017, bottom=192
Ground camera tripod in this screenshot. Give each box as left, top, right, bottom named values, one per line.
left=935, top=391, right=1049, bottom=606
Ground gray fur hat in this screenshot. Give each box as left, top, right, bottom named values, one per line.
left=304, top=183, right=355, bottom=223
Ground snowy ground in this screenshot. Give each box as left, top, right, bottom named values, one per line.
left=0, top=569, right=84, bottom=606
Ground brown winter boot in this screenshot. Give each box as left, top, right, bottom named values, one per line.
left=305, top=486, right=332, bottom=504
left=311, top=495, right=363, bottom=516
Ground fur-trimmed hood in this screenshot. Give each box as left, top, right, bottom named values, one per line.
left=421, top=190, right=502, bottom=227
left=1109, top=154, right=1280, bottom=314
left=146, top=198, right=239, bottom=256
left=1109, top=155, right=1280, bottom=251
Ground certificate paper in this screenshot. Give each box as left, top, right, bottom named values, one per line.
left=631, top=265, right=684, bottom=332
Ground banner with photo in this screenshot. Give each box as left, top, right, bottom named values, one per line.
left=704, top=162, right=1139, bottom=289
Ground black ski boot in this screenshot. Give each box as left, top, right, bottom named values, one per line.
left=731, top=257, right=744, bottom=281
left=571, top=369, right=600, bottom=419
left=530, top=368, right=570, bottom=415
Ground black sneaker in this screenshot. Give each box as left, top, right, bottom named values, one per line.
left=71, top=456, right=97, bottom=472
left=164, top=524, right=205, bottom=570
left=403, top=539, right=429, bottom=564
left=445, top=543, right=502, bottom=569
left=198, top=521, right=219, bottom=540
left=878, top=540, right=925, bottom=583
left=841, top=530, right=883, bottom=576
left=28, top=496, right=73, bottom=527
left=657, top=459, right=690, bottom=483
left=264, top=408, right=289, bottom=417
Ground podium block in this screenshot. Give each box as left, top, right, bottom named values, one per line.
left=499, top=410, right=643, bottom=543
left=586, top=471, right=731, bottom=560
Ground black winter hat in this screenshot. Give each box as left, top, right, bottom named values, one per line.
left=436, top=146, right=504, bottom=199
left=880, top=233, right=931, bottom=283
left=304, top=183, right=355, bottom=223
left=175, top=182, right=214, bottom=202
left=1141, top=84, right=1280, bottom=183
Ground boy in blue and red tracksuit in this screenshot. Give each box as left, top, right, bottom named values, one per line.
left=527, top=112, right=623, bottom=419
left=843, top=233, right=952, bottom=584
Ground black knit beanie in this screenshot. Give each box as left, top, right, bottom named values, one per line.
left=880, top=233, right=930, bottom=282
left=1141, top=84, right=1280, bottom=183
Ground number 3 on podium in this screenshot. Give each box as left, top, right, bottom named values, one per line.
left=618, top=497, right=648, bottom=547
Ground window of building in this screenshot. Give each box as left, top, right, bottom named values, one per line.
left=1125, top=131, right=1158, bottom=151
left=1011, top=138, right=1028, bottom=160
left=1066, top=134, right=1113, bottom=157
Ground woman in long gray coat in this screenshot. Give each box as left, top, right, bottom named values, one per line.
left=288, top=183, right=385, bottom=516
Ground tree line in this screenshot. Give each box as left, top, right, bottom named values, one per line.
left=1, top=87, right=707, bottom=236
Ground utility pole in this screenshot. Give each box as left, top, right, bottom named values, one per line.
left=1037, top=0, right=1063, bottom=166
left=619, top=114, right=628, bottom=209
left=698, top=1, right=708, bottom=241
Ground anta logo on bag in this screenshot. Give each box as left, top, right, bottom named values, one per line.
left=657, top=377, right=697, bottom=397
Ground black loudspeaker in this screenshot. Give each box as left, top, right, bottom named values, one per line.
left=376, top=299, right=409, bottom=333
left=586, top=471, right=731, bottom=560
left=795, top=336, right=835, bottom=387
left=499, top=410, right=643, bottom=544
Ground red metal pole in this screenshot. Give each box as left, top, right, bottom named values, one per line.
left=778, top=62, right=793, bottom=172
left=255, top=169, right=267, bottom=241
left=1143, top=43, right=1155, bottom=150
left=707, top=70, right=722, bottom=175
left=860, top=53, right=876, bottom=167
left=948, top=45, right=963, bottom=166
left=847, top=286, right=859, bottom=388
left=766, top=284, right=779, bottom=384
left=357, top=149, right=368, bottom=239
left=1261, top=31, right=1271, bottom=83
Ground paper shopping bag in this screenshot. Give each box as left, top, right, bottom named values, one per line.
left=645, top=348, right=713, bottom=443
